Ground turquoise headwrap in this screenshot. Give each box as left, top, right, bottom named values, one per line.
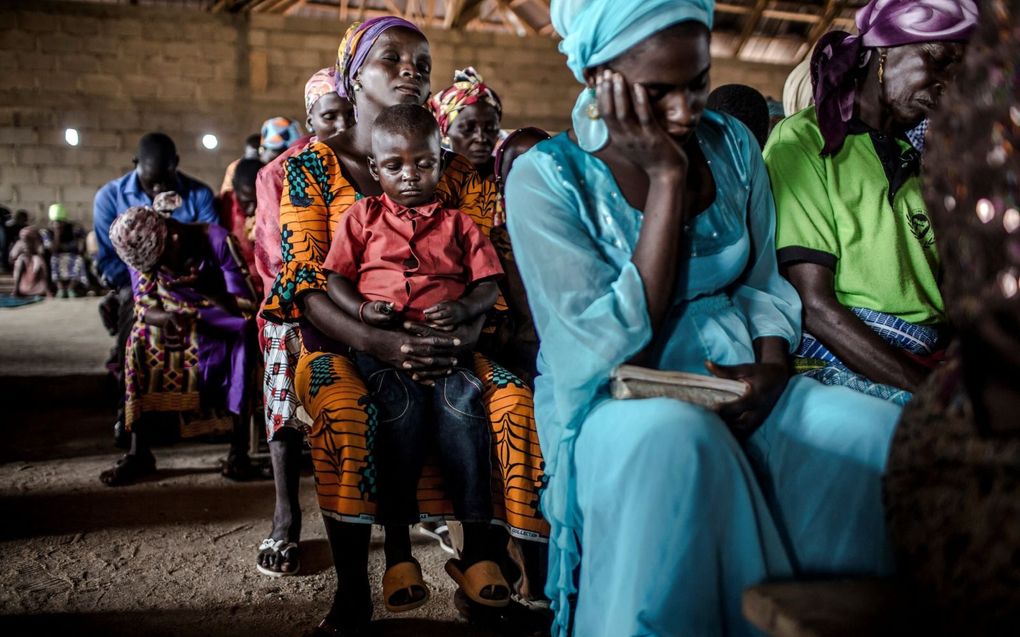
left=551, top=0, right=715, bottom=151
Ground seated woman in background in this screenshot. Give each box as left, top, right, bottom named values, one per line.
left=258, top=117, right=303, bottom=165
left=885, top=1, right=1020, bottom=633
left=100, top=205, right=258, bottom=487
left=505, top=1, right=903, bottom=634
left=429, top=67, right=503, bottom=181
left=43, top=203, right=90, bottom=298
left=220, top=157, right=264, bottom=298
left=489, top=126, right=551, bottom=385
left=10, top=225, right=49, bottom=297
left=252, top=65, right=354, bottom=579
left=764, top=0, right=978, bottom=405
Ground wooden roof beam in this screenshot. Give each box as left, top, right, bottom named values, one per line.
left=807, top=0, right=844, bottom=42
left=245, top=0, right=279, bottom=13
left=444, top=0, right=486, bottom=29
left=734, top=0, right=767, bottom=58
left=382, top=1, right=405, bottom=16
left=283, top=0, right=308, bottom=15
left=256, top=0, right=299, bottom=12
left=496, top=0, right=537, bottom=35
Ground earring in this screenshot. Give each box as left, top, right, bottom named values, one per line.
left=353, top=80, right=363, bottom=92
left=877, top=51, right=887, bottom=86
left=585, top=87, right=600, bottom=120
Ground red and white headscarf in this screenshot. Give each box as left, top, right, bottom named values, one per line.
left=109, top=206, right=167, bottom=273
left=428, top=67, right=503, bottom=137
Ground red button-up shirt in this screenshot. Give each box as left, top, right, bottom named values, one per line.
left=322, top=194, right=503, bottom=320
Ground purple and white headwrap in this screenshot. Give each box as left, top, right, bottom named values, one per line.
left=335, top=16, right=425, bottom=102
left=109, top=206, right=167, bottom=273
left=812, top=0, right=978, bottom=155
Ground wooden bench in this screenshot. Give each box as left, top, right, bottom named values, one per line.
left=742, top=578, right=938, bottom=637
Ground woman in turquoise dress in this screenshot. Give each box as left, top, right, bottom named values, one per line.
left=505, top=1, right=903, bottom=635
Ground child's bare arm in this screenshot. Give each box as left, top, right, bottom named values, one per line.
left=327, top=271, right=398, bottom=326
left=422, top=279, right=499, bottom=329
left=326, top=272, right=363, bottom=317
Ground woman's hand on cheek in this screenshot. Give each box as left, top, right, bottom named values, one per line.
left=596, top=70, right=688, bottom=178
left=706, top=360, right=788, bottom=439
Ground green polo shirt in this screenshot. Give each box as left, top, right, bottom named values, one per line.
left=764, top=107, right=945, bottom=325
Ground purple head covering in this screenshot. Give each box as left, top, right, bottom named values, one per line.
left=812, top=0, right=978, bottom=155
left=335, top=16, right=425, bottom=102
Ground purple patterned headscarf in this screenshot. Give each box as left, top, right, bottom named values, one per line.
left=812, top=0, right=979, bottom=155
left=335, top=16, right=425, bottom=102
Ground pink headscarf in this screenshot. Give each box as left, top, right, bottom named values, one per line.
left=812, top=0, right=979, bottom=155
left=304, top=67, right=340, bottom=114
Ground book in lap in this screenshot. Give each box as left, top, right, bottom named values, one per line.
left=610, top=365, right=748, bottom=411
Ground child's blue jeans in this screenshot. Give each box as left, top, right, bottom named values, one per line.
left=353, top=351, right=493, bottom=525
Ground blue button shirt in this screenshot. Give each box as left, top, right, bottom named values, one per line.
left=93, top=170, right=219, bottom=289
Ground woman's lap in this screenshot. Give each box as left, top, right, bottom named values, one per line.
left=569, top=383, right=900, bottom=636
left=747, top=376, right=899, bottom=574
left=572, top=398, right=787, bottom=637
left=294, top=349, right=549, bottom=539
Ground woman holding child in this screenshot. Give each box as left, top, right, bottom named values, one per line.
left=260, top=16, right=547, bottom=635
left=504, top=1, right=904, bottom=635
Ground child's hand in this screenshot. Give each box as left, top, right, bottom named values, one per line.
left=423, top=300, right=469, bottom=330
left=361, top=301, right=400, bottom=327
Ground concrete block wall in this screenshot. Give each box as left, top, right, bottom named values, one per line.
left=1, top=0, right=793, bottom=226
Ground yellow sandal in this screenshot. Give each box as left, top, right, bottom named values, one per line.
left=444, top=559, right=510, bottom=608
left=382, top=560, right=430, bottom=613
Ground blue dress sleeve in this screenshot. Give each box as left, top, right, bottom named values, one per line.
left=506, top=146, right=653, bottom=635
left=505, top=149, right=652, bottom=449
left=731, top=132, right=803, bottom=352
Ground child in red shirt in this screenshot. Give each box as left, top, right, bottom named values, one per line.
left=323, top=104, right=509, bottom=613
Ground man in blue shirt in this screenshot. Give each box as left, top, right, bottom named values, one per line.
left=94, top=132, right=219, bottom=289
left=94, top=132, right=219, bottom=446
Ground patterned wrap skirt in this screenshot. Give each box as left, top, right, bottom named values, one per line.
left=294, top=348, right=549, bottom=541
left=260, top=320, right=306, bottom=441
left=124, top=311, right=255, bottom=438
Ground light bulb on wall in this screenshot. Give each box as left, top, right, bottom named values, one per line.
left=64, top=128, right=79, bottom=146
left=202, top=134, right=219, bottom=150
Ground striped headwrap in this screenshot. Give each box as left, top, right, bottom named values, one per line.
left=335, top=16, right=425, bottom=102
left=428, top=67, right=503, bottom=136
left=304, top=67, right=341, bottom=113
left=109, top=206, right=167, bottom=273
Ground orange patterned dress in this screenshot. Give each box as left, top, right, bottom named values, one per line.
left=262, top=142, right=547, bottom=540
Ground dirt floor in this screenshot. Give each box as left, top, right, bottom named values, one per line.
left=0, top=298, right=547, bottom=637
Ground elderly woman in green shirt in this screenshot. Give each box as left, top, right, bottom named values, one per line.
left=764, top=0, right=977, bottom=405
